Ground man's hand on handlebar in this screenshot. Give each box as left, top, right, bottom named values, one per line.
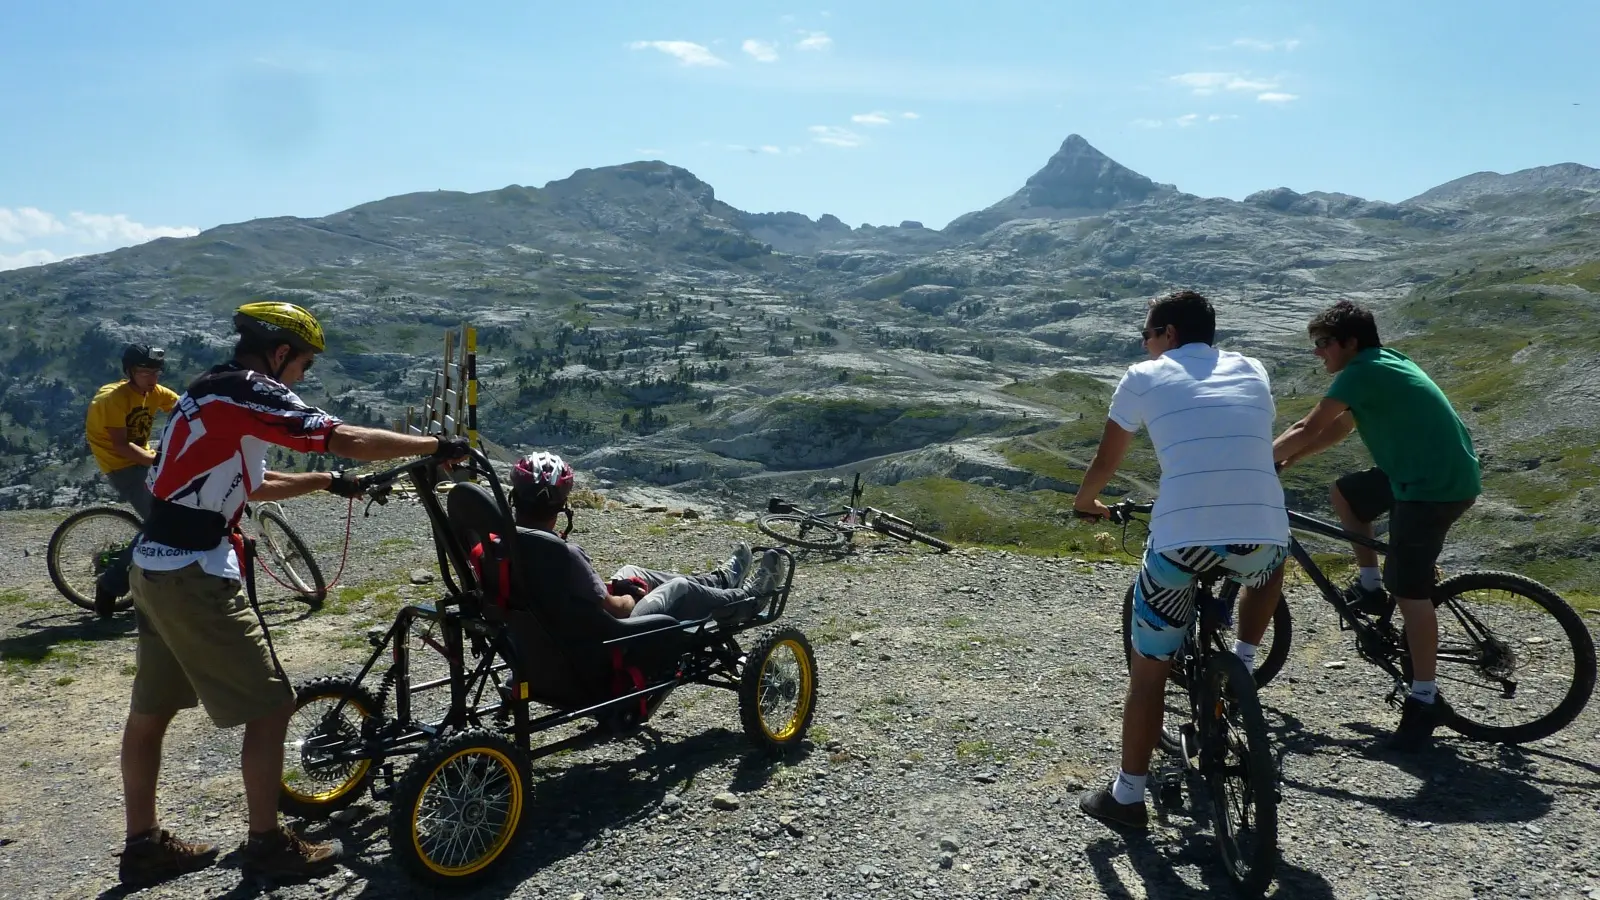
left=326, top=471, right=366, bottom=499
left=1073, top=497, right=1112, bottom=522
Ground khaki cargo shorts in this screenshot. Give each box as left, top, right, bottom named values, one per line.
left=129, top=562, right=291, bottom=728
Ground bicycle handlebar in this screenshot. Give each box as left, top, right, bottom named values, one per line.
left=1073, top=498, right=1153, bottom=525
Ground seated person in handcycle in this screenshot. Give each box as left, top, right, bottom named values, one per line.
left=472, top=452, right=781, bottom=620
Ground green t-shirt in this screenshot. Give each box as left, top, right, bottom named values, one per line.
left=1326, top=347, right=1481, bottom=502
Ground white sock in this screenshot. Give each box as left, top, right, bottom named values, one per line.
left=1409, top=680, right=1438, bottom=704
left=1359, top=567, right=1383, bottom=591
left=1110, top=770, right=1146, bottom=805
left=1233, top=640, right=1258, bottom=669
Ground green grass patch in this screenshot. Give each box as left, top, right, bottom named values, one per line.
left=955, top=739, right=999, bottom=761
left=0, top=588, right=27, bottom=605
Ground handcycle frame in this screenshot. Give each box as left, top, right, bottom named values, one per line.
left=303, top=449, right=802, bottom=781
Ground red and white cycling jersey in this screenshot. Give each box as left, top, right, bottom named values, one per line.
left=134, top=362, right=342, bottom=579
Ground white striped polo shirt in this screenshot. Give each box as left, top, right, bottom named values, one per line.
left=1106, top=343, right=1288, bottom=553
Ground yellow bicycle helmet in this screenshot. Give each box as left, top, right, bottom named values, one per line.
left=234, top=301, right=326, bottom=354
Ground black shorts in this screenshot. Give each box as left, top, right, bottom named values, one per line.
left=1335, top=467, right=1475, bottom=599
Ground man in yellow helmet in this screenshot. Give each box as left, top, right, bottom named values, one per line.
left=115, top=301, right=470, bottom=888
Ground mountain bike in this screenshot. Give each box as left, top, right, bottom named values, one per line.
left=1106, top=500, right=1278, bottom=898
left=46, top=501, right=326, bottom=613
left=758, top=473, right=953, bottom=553
left=1257, top=506, right=1594, bottom=745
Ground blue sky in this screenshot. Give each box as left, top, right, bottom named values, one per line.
left=2, top=0, right=1596, bottom=270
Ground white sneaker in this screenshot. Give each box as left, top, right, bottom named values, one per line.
left=744, top=550, right=782, bottom=597
left=715, top=542, right=753, bottom=588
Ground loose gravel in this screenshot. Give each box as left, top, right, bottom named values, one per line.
left=1, top=495, right=1598, bottom=899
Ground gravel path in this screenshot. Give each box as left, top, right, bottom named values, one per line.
left=1, top=496, right=1598, bottom=900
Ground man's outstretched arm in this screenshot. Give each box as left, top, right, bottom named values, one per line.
left=1072, top=419, right=1135, bottom=518
left=1274, top=397, right=1352, bottom=467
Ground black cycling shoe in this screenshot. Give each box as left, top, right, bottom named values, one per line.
left=1078, top=787, right=1148, bottom=831
left=1343, top=581, right=1392, bottom=615
left=1390, top=694, right=1455, bottom=752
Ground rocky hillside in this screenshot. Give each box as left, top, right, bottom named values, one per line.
left=1, top=136, right=1596, bottom=590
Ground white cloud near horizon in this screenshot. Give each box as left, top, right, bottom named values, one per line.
left=1234, top=38, right=1301, bottom=52
left=1257, top=92, right=1299, bottom=103
left=742, top=39, right=780, bottom=62
left=851, top=111, right=891, bottom=125
left=628, top=40, right=727, bottom=67
left=900, top=111, right=920, bottom=119
left=795, top=30, right=833, bottom=51
left=0, top=206, right=199, bottom=271
left=808, top=124, right=863, bottom=147
left=1170, top=71, right=1278, bottom=95
left=1134, top=112, right=1240, bottom=129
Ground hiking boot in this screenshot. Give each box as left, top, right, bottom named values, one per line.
left=240, top=825, right=343, bottom=881
left=1390, top=693, right=1455, bottom=752
left=714, top=542, right=753, bottom=589
left=1078, top=787, right=1148, bottom=831
left=1343, top=581, right=1392, bottom=615
left=117, top=827, right=218, bottom=888
left=743, top=550, right=783, bottom=598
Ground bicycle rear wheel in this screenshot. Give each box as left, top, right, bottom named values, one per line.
left=757, top=513, right=849, bottom=551
left=1419, top=570, right=1596, bottom=744
left=870, top=517, right=953, bottom=553
left=1198, top=653, right=1278, bottom=898
left=47, top=506, right=141, bottom=612
left=255, top=508, right=327, bottom=602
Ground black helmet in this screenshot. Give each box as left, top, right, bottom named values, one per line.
left=122, top=344, right=165, bottom=373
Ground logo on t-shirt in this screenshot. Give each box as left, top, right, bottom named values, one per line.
left=126, top=405, right=155, bottom=446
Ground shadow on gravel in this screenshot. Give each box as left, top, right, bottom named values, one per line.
left=1085, top=831, right=1337, bottom=900
left=310, top=725, right=805, bottom=898
left=1272, top=712, right=1554, bottom=824
left=0, top=611, right=134, bottom=664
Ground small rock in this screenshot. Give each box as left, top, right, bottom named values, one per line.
left=712, top=792, right=741, bottom=811
left=1323, top=660, right=1347, bottom=670
left=601, top=872, right=623, bottom=888
left=681, top=507, right=702, bottom=519
left=939, top=852, right=955, bottom=868
left=975, top=772, right=998, bottom=784
left=849, top=632, right=865, bottom=646
left=897, top=759, right=915, bottom=770
left=410, top=569, right=435, bottom=585
left=329, top=805, right=366, bottom=825
left=939, top=836, right=960, bottom=852
left=661, top=793, right=684, bottom=811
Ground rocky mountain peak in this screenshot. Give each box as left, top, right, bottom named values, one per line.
left=1406, top=161, right=1600, bottom=205
left=944, top=134, right=1168, bottom=234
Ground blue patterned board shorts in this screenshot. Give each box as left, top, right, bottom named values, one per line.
left=1130, top=543, right=1288, bottom=661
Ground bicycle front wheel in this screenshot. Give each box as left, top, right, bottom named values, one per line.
left=1199, top=653, right=1278, bottom=898
left=1423, top=571, right=1596, bottom=744
left=256, top=509, right=327, bottom=603
left=757, top=513, right=849, bottom=551
left=47, top=506, right=142, bottom=612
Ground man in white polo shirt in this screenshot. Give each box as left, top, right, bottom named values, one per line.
left=1071, top=289, right=1289, bottom=830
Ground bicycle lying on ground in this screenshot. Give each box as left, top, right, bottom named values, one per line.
left=1103, top=500, right=1278, bottom=898
left=1112, top=500, right=1597, bottom=746
left=758, top=473, right=953, bottom=553
left=46, top=500, right=326, bottom=614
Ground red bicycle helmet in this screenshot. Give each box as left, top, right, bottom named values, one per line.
left=510, top=451, right=575, bottom=511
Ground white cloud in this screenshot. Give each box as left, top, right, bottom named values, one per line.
left=0, top=207, right=198, bottom=271
left=1257, top=92, right=1299, bottom=103
left=795, top=30, right=833, bottom=51
left=1176, top=113, right=1200, bottom=127
left=0, top=207, right=67, bottom=243
left=1170, top=71, right=1277, bottom=95
left=1131, top=118, right=1165, bottom=129
left=726, top=144, right=787, bottom=154
left=742, top=39, right=780, bottom=63
left=628, top=40, right=727, bottom=67
left=900, top=111, right=920, bottom=119
left=808, top=124, right=863, bottom=147
left=851, top=111, right=891, bottom=125
left=0, top=249, right=67, bottom=271
left=1208, top=113, right=1241, bottom=121
left=1233, top=38, right=1301, bottom=52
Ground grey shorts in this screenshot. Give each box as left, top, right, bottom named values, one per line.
left=105, top=465, right=153, bottom=520
left=1336, top=467, right=1475, bottom=599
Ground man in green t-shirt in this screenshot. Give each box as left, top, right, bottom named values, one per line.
left=1271, top=300, right=1480, bottom=751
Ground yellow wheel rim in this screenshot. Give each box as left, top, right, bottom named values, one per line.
left=283, top=694, right=372, bottom=804
left=412, top=745, right=524, bottom=878
left=757, top=639, right=815, bottom=742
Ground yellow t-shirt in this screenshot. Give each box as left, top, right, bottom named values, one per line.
left=85, top=381, right=180, bottom=473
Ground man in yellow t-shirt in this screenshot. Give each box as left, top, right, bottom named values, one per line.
left=86, top=344, right=179, bottom=520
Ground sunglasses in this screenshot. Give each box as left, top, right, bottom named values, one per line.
left=1312, top=335, right=1337, bottom=349
left=1140, top=325, right=1167, bottom=342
